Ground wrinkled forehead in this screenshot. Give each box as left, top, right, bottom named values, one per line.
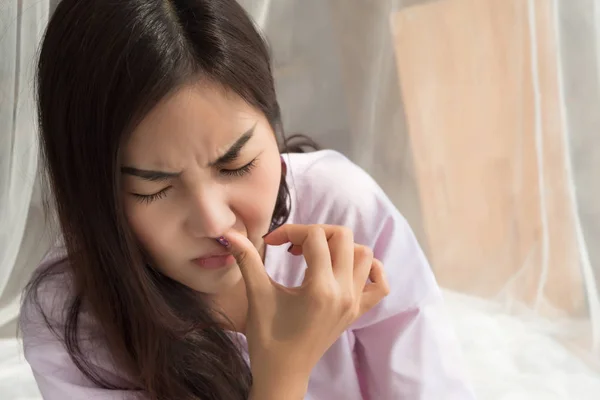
left=122, top=83, right=260, bottom=168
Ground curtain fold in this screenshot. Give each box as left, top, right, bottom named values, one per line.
left=0, top=0, right=51, bottom=333
left=1, top=0, right=599, bottom=397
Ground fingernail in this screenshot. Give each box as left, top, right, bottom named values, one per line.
left=287, top=244, right=294, bottom=253
left=216, top=236, right=230, bottom=247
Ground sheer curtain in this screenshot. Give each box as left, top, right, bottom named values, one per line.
left=0, top=1, right=53, bottom=398
left=0, top=1, right=52, bottom=334
left=1, top=0, right=599, bottom=398
left=242, top=0, right=600, bottom=396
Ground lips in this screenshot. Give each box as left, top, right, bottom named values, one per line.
left=195, top=250, right=230, bottom=259
left=192, top=252, right=236, bottom=269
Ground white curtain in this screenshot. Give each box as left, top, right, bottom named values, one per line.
left=0, top=1, right=52, bottom=332
left=1, top=0, right=599, bottom=398
left=0, top=1, right=53, bottom=398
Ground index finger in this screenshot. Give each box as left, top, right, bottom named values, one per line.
left=222, top=230, right=271, bottom=297
left=265, top=224, right=350, bottom=286
left=263, top=224, right=337, bottom=246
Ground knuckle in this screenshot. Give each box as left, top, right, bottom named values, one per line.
left=312, top=291, right=335, bottom=313
left=338, top=292, right=354, bottom=311
left=377, top=276, right=391, bottom=296
left=311, top=282, right=335, bottom=301
left=382, top=281, right=391, bottom=296
left=350, top=302, right=361, bottom=320
left=372, top=258, right=383, bottom=271
left=338, top=226, right=354, bottom=242
left=364, top=246, right=374, bottom=260
left=307, top=225, right=325, bottom=238
left=234, top=250, right=249, bottom=266
left=355, top=245, right=374, bottom=263
left=372, top=261, right=390, bottom=295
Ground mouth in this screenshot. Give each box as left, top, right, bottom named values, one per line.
left=192, top=252, right=236, bottom=270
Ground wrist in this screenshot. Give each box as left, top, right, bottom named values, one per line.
left=249, top=371, right=309, bottom=400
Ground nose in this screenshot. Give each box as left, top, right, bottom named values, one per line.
left=186, top=185, right=236, bottom=239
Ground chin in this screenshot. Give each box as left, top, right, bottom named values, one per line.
left=189, top=265, right=243, bottom=295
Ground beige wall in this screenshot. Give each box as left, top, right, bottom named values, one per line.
left=391, top=0, right=585, bottom=316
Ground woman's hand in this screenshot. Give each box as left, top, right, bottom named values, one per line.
left=222, top=224, right=390, bottom=398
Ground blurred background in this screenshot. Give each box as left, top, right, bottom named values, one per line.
left=2, top=0, right=600, bottom=398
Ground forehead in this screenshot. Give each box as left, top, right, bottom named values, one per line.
left=123, top=83, right=260, bottom=167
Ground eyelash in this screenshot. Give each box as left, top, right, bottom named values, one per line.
left=220, top=158, right=257, bottom=178
left=133, top=188, right=170, bottom=205
left=132, top=158, right=258, bottom=204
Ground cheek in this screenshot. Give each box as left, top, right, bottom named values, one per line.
left=124, top=200, right=174, bottom=261
left=235, top=159, right=281, bottom=230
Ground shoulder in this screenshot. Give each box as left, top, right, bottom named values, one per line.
left=19, top=249, right=86, bottom=383
left=285, top=149, right=385, bottom=202
left=284, top=150, right=401, bottom=245
left=19, top=247, right=128, bottom=389
left=19, top=246, right=74, bottom=342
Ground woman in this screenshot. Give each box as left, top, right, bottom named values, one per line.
left=20, top=0, right=475, bottom=399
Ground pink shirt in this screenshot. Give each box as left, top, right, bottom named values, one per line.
left=20, top=150, right=476, bottom=399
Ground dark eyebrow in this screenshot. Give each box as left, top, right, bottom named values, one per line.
left=208, top=123, right=256, bottom=167
left=120, top=167, right=180, bottom=182
left=121, top=124, right=256, bottom=181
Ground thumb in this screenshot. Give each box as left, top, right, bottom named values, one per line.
left=221, top=230, right=271, bottom=296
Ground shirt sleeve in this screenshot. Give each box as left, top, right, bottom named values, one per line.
left=22, top=336, right=142, bottom=400
left=297, top=150, right=476, bottom=399
left=351, top=213, right=476, bottom=399
left=20, top=262, right=143, bottom=400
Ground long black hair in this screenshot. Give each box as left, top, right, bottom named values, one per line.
left=23, top=1, right=316, bottom=399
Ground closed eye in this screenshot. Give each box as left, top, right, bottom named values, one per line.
left=220, top=158, right=258, bottom=178
left=132, top=157, right=258, bottom=204
left=132, top=186, right=172, bottom=204
left=130, top=158, right=257, bottom=205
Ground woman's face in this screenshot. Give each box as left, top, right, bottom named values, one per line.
left=121, top=82, right=281, bottom=296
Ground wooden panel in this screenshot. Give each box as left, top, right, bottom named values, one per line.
left=391, top=0, right=584, bottom=316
